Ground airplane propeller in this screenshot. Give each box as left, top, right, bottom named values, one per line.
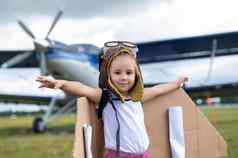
left=46, top=10, right=63, bottom=39
left=17, top=20, right=36, bottom=39
left=1, top=10, right=63, bottom=76
left=1, top=52, right=33, bottom=68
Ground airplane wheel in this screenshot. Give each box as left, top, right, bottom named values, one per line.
left=33, top=117, right=47, bottom=133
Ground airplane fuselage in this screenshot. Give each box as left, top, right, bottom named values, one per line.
left=45, top=44, right=100, bottom=87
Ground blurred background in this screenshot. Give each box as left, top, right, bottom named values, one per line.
left=0, top=0, right=238, bottom=157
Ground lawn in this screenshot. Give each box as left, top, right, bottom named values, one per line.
left=0, top=114, right=75, bottom=158
left=0, top=106, right=237, bottom=158
left=202, top=106, right=238, bottom=158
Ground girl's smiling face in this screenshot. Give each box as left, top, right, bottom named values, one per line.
left=109, top=54, right=136, bottom=97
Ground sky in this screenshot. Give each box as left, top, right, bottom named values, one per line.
left=1, top=0, right=238, bottom=50
left=1, top=0, right=238, bottom=98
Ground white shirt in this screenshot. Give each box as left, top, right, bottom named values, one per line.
left=103, top=99, right=150, bottom=154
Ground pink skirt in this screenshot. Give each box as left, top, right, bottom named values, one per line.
left=104, top=149, right=150, bottom=158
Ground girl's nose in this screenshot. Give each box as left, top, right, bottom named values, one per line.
left=120, top=74, right=127, bottom=80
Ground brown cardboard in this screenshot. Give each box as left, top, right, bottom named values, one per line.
left=73, top=98, right=104, bottom=158
left=73, top=88, right=227, bottom=158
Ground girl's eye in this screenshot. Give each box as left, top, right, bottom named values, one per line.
left=114, top=71, right=121, bottom=75
left=126, top=71, right=133, bottom=75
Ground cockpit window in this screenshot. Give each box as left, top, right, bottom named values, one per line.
left=63, top=44, right=101, bottom=54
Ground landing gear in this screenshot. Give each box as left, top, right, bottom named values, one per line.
left=33, top=117, right=47, bottom=133
left=32, top=98, right=76, bottom=133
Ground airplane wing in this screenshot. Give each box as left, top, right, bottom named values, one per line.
left=141, top=54, right=238, bottom=88
left=0, top=68, right=65, bottom=101
left=137, top=31, right=238, bottom=97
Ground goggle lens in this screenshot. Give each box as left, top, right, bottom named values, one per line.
left=104, top=41, right=137, bottom=48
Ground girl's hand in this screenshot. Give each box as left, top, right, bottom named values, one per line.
left=35, top=76, right=64, bottom=89
left=176, top=76, right=188, bottom=88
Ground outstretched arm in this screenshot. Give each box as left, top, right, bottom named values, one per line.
left=36, top=76, right=101, bottom=104
left=142, top=77, right=188, bottom=103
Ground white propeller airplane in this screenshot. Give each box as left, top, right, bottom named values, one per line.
left=1, top=10, right=238, bottom=133
left=0, top=10, right=101, bottom=133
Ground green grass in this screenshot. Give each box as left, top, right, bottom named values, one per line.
left=0, top=107, right=238, bottom=158
left=202, top=106, right=238, bottom=158
left=0, top=115, right=75, bottom=158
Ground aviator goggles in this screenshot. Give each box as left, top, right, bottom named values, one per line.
left=102, top=41, right=138, bottom=59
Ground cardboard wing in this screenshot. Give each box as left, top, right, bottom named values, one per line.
left=73, top=88, right=227, bottom=158
left=73, top=98, right=105, bottom=158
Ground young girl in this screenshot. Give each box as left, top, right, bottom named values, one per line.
left=36, top=41, right=188, bottom=158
